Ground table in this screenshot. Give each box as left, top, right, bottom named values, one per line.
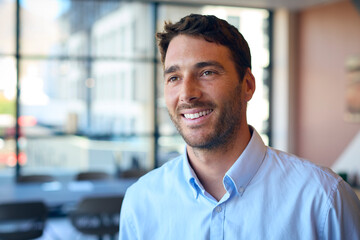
left=0, top=178, right=137, bottom=216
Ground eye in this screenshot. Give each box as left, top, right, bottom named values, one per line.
left=201, top=70, right=215, bottom=77
left=167, top=76, right=180, bottom=83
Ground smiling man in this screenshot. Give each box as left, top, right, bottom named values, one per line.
left=119, top=14, right=360, bottom=240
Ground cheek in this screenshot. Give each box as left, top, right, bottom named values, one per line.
left=207, top=85, right=230, bottom=101
left=164, top=87, right=177, bottom=110
left=215, top=84, right=242, bottom=106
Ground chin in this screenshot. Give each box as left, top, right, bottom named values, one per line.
left=183, top=134, right=220, bottom=149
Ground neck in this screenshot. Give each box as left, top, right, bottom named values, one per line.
left=187, top=124, right=251, bottom=201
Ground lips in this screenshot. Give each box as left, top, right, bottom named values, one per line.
left=183, top=109, right=213, bottom=120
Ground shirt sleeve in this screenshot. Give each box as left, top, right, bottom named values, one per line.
left=322, top=179, right=360, bottom=240
left=119, top=190, right=138, bottom=240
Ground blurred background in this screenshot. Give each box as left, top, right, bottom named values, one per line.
left=0, top=0, right=272, bottom=180
left=0, top=0, right=359, bottom=186
left=0, top=0, right=359, bottom=239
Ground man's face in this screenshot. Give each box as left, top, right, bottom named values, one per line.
left=163, top=35, right=248, bottom=150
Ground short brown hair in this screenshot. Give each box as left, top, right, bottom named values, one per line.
left=156, top=14, right=251, bottom=80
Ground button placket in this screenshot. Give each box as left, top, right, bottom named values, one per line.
left=216, top=206, right=222, bottom=213
left=210, top=204, right=225, bottom=240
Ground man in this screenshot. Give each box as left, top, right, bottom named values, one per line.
left=119, top=14, right=360, bottom=239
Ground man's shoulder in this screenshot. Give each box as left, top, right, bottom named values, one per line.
left=265, top=147, right=342, bottom=192
left=125, top=155, right=184, bottom=197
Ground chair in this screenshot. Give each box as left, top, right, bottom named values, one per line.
left=118, top=168, right=148, bottom=179
left=75, top=171, right=111, bottom=181
left=17, top=174, right=55, bottom=183
left=69, top=195, right=123, bottom=240
left=0, top=201, right=47, bottom=240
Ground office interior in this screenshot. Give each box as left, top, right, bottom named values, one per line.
left=0, top=0, right=359, bottom=239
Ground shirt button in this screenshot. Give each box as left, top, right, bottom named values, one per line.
left=239, top=187, right=245, bottom=193
left=215, top=206, right=222, bottom=213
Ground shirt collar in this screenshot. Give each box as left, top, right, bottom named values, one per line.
left=182, top=147, right=202, bottom=199
left=225, top=126, right=267, bottom=196
left=182, top=126, right=267, bottom=199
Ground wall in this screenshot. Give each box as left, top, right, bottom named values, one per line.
left=272, top=9, right=297, bottom=153
left=296, top=0, right=360, bottom=167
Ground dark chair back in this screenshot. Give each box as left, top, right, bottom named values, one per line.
left=118, top=169, right=148, bottom=179
left=70, top=195, right=123, bottom=240
left=75, top=171, right=111, bottom=181
left=17, top=174, right=55, bottom=183
left=0, top=201, right=47, bottom=240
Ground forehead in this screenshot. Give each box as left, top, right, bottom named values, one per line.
left=164, top=35, right=233, bottom=69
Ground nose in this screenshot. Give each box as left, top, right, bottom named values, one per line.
left=179, top=75, right=201, bottom=102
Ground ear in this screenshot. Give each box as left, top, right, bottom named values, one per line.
left=242, top=68, right=256, bottom=102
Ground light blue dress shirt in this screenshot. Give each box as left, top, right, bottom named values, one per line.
left=119, top=128, right=360, bottom=240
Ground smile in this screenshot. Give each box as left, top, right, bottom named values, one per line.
left=183, top=110, right=213, bottom=120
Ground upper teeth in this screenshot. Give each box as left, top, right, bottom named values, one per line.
left=184, top=110, right=212, bottom=119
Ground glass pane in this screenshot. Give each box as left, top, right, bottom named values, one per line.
left=247, top=67, right=270, bottom=144
left=0, top=0, right=16, bottom=54
left=18, top=58, right=155, bottom=173
left=20, top=0, right=154, bottom=58
left=19, top=59, right=86, bottom=135
left=19, top=59, right=154, bottom=136
left=0, top=57, right=16, bottom=175
left=91, top=61, right=154, bottom=135
left=157, top=5, right=270, bottom=145
left=22, top=135, right=154, bottom=176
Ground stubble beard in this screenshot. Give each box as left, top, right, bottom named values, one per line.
left=168, top=84, right=244, bottom=151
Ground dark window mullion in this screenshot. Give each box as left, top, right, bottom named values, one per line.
left=15, top=0, right=21, bottom=179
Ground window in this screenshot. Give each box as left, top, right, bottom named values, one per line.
left=0, top=0, right=16, bottom=174
left=0, top=0, right=271, bottom=178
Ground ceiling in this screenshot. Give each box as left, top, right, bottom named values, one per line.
left=157, top=0, right=344, bottom=10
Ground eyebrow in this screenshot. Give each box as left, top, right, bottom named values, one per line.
left=194, top=61, right=225, bottom=71
left=164, top=65, right=180, bottom=75
left=164, top=61, right=225, bottom=76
